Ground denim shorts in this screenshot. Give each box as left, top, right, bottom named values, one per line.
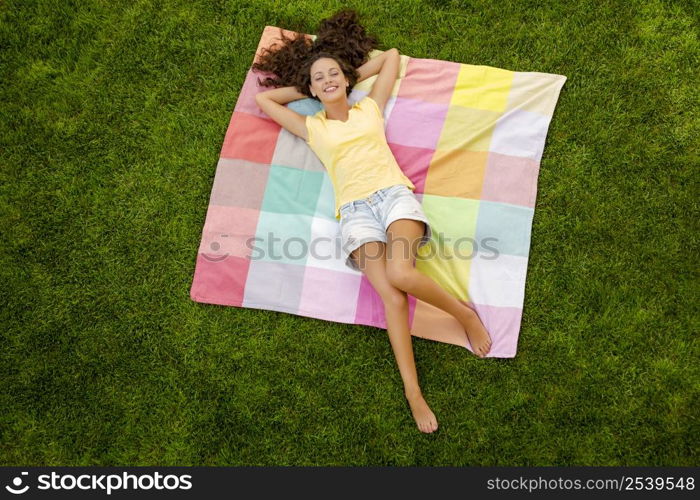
left=338, top=184, right=433, bottom=272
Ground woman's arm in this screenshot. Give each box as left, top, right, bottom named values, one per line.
left=356, top=48, right=399, bottom=83
left=364, top=48, right=400, bottom=115
left=255, top=86, right=308, bottom=141
left=257, top=85, right=307, bottom=105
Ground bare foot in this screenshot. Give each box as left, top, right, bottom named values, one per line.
left=405, top=389, right=438, bottom=433
left=458, top=301, right=492, bottom=357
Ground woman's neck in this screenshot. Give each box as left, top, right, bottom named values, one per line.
left=324, top=99, right=351, bottom=122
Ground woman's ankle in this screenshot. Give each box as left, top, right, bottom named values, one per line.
left=455, top=301, right=476, bottom=322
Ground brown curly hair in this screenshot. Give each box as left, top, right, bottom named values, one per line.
left=251, top=9, right=379, bottom=101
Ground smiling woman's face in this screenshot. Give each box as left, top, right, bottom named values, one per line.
left=309, top=57, right=349, bottom=102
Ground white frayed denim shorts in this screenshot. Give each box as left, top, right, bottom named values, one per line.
left=338, top=184, right=433, bottom=272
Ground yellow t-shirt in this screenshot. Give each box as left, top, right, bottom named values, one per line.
left=305, top=95, right=416, bottom=220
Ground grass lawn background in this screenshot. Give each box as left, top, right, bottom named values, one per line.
left=1, top=0, right=697, bottom=465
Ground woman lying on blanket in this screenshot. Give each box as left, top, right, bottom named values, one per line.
left=252, top=8, right=491, bottom=434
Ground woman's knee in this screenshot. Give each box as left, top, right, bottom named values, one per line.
left=381, top=287, right=408, bottom=310
left=385, top=265, right=416, bottom=291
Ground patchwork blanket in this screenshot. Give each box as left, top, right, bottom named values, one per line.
left=190, top=26, right=567, bottom=357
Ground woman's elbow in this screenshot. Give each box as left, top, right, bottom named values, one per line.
left=255, top=92, right=271, bottom=110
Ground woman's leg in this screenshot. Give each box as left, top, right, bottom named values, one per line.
left=385, top=219, right=492, bottom=357
left=350, top=241, right=438, bottom=433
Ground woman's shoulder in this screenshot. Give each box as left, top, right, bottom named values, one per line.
left=361, top=94, right=378, bottom=104
left=358, top=95, right=377, bottom=108
left=306, top=109, right=326, bottom=126
left=358, top=95, right=382, bottom=117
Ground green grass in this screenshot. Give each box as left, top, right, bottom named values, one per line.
left=1, top=0, right=697, bottom=466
